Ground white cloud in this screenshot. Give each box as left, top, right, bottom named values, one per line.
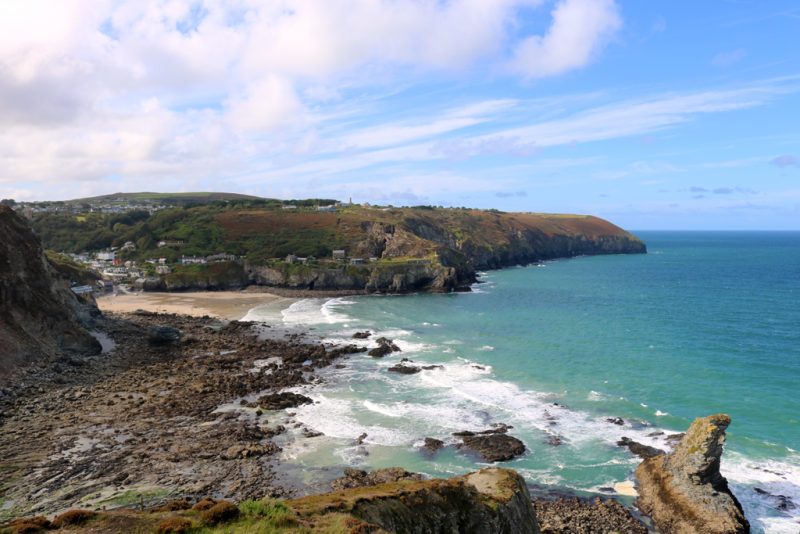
left=0, top=0, right=629, bottom=194
left=508, top=0, right=622, bottom=78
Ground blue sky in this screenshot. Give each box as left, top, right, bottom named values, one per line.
left=1, top=0, right=799, bottom=229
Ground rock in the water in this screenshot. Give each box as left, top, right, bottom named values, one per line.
left=422, top=437, right=445, bottom=455
left=255, top=392, right=313, bottom=410
left=457, top=433, right=526, bottom=462
left=635, top=414, right=749, bottom=533
left=147, top=326, right=182, bottom=345
left=606, top=417, right=625, bottom=426
left=352, top=331, right=371, bottom=339
left=546, top=435, right=563, bottom=447
left=617, top=437, right=665, bottom=459
left=388, top=363, right=421, bottom=374
left=331, top=467, right=424, bottom=491
left=368, top=337, right=401, bottom=357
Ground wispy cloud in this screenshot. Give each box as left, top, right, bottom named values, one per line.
left=712, top=48, right=747, bottom=67
left=771, top=155, right=799, bottom=168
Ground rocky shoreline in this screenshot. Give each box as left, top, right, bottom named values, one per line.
left=0, top=311, right=367, bottom=519
left=1, top=310, right=655, bottom=533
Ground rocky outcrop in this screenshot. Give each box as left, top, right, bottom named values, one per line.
left=618, top=437, right=665, bottom=459
left=331, top=467, right=424, bottom=491
left=0, top=206, right=100, bottom=382
left=635, top=414, right=749, bottom=533
left=368, top=337, right=401, bottom=357
left=454, top=425, right=526, bottom=462
left=291, top=467, right=540, bottom=534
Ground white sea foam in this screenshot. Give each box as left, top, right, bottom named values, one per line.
left=477, top=345, right=495, bottom=351
left=655, top=410, right=669, bottom=416
left=722, top=451, right=800, bottom=533
left=280, top=298, right=354, bottom=325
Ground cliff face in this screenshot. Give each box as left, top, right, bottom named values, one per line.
left=290, top=467, right=540, bottom=534
left=140, top=208, right=644, bottom=294
left=0, top=206, right=100, bottom=381
left=635, top=414, right=749, bottom=534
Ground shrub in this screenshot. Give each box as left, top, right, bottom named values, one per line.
left=200, top=500, right=239, bottom=525
left=8, top=515, right=51, bottom=534
left=155, top=516, right=194, bottom=534
left=191, top=497, right=216, bottom=511
left=51, top=509, right=97, bottom=527
left=156, top=498, right=193, bottom=512
left=238, top=498, right=296, bottom=526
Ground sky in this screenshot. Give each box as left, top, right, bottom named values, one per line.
left=1, top=1, right=799, bottom=229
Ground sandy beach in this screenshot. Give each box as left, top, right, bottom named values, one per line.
left=97, top=290, right=293, bottom=320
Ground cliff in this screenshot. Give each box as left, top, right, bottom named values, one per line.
left=291, top=467, right=539, bottom=533
left=3, top=468, right=540, bottom=533
left=0, top=206, right=100, bottom=383
left=111, top=205, right=645, bottom=294
left=635, top=414, right=749, bottom=534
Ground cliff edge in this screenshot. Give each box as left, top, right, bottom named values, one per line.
left=635, top=414, right=749, bottom=534
left=0, top=206, right=100, bottom=383
left=290, top=467, right=539, bottom=533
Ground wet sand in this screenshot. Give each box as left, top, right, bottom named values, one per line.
left=97, top=290, right=294, bottom=321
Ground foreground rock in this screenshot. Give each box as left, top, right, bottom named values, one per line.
left=9, top=468, right=540, bottom=533
left=293, top=467, right=540, bottom=534
left=635, top=414, right=749, bottom=533
left=534, top=497, right=647, bottom=534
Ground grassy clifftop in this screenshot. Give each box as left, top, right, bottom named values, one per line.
left=30, top=201, right=645, bottom=292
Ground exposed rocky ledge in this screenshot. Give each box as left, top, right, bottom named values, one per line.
left=291, top=467, right=541, bottom=534
left=635, top=414, right=749, bottom=533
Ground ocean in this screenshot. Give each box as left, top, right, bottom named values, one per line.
left=244, top=231, right=800, bottom=533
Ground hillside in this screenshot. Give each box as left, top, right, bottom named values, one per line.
left=29, top=202, right=646, bottom=293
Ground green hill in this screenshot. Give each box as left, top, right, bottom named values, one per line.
left=70, top=191, right=269, bottom=205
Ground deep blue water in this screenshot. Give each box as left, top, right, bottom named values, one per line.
left=248, top=231, right=800, bottom=533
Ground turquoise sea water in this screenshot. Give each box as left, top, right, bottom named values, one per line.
left=246, top=231, right=800, bottom=533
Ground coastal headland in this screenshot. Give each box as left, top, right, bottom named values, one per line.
left=27, top=197, right=646, bottom=295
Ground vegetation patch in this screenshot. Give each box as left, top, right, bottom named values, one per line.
left=51, top=509, right=97, bottom=528
left=200, top=501, right=239, bottom=525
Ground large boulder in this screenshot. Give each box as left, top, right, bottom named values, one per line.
left=635, top=414, right=749, bottom=533
left=291, top=467, right=540, bottom=534
left=456, top=429, right=526, bottom=463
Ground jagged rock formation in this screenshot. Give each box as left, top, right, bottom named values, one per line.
left=330, top=467, right=424, bottom=491
left=291, top=467, right=540, bottom=534
left=635, top=414, right=749, bottom=534
left=0, top=206, right=100, bottom=382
